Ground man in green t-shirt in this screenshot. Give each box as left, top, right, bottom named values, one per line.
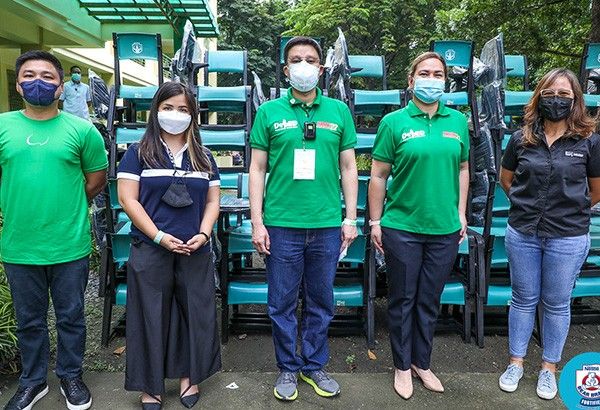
left=249, top=37, right=358, bottom=401
left=0, top=51, right=107, bottom=410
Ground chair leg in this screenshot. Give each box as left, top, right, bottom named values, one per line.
left=476, top=297, right=485, bottom=348
left=101, top=291, right=113, bottom=347
left=221, top=296, right=229, bottom=344
left=464, top=299, right=472, bottom=344
left=367, top=296, right=375, bottom=349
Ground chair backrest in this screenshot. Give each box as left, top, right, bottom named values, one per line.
left=348, top=55, right=385, bottom=78
left=505, top=55, right=529, bottom=90
left=580, top=42, right=600, bottom=90
left=204, top=50, right=248, bottom=85
left=431, top=40, right=473, bottom=68
left=582, top=42, right=600, bottom=71
left=112, top=32, right=163, bottom=96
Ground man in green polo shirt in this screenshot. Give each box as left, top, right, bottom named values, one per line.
left=0, top=50, right=107, bottom=410
left=249, top=36, right=358, bottom=401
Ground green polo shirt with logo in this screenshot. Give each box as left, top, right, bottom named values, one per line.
left=372, top=100, right=469, bottom=235
left=0, top=110, right=108, bottom=264
left=250, top=88, right=357, bottom=228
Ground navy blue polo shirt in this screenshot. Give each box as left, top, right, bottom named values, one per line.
left=117, top=143, right=220, bottom=251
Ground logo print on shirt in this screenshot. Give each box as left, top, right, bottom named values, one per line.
left=443, top=131, right=461, bottom=140
left=401, top=129, right=425, bottom=141
left=26, top=134, right=49, bottom=146
left=273, top=119, right=299, bottom=130
left=316, top=121, right=339, bottom=131
left=565, top=151, right=584, bottom=158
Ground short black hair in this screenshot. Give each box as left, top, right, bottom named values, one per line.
left=15, top=50, right=64, bottom=81
left=283, top=36, right=322, bottom=64
left=70, top=65, right=82, bottom=73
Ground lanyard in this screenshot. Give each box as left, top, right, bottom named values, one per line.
left=162, top=140, right=190, bottom=174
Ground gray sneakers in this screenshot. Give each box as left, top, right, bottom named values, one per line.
left=273, top=371, right=298, bottom=401
left=300, top=370, right=341, bottom=397
left=499, top=363, right=524, bottom=392
left=536, top=369, right=558, bottom=400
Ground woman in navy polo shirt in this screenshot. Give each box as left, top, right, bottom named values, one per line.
left=117, top=82, right=221, bottom=409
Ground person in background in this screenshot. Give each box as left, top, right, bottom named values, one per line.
left=1, top=50, right=107, bottom=410
left=369, top=51, right=469, bottom=400
left=498, top=68, right=600, bottom=400
left=59, top=65, right=92, bottom=120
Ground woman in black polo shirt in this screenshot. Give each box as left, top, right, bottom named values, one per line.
left=498, top=68, right=600, bottom=400
left=117, top=82, right=221, bottom=409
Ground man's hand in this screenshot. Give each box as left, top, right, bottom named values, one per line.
left=370, top=225, right=384, bottom=254
left=340, top=223, right=358, bottom=253
left=252, top=223, right=271, bottom=255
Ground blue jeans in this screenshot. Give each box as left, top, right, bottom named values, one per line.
left=4, top=257, right=89, bottom=386
left=265, top=226, right=341, bottom=373
left=505, top=224, right=589, bottom=363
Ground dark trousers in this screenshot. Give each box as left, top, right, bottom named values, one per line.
left=4, top=257, right=89, bottom=387
left=125, top=240, right=221, bottom=395
left=382, top=228, right=460, bottom=371
left=265, top=227, right=341, bottom=373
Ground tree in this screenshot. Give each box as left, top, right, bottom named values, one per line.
left=284, top=0, right=444, bottom=89
left=435, top=0, right=591, bottom=83
left=216, top=0, right=289, bottom=87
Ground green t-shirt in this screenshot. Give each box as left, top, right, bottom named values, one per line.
left=250, top=88, right=357, bottom=228
left=372, top=100, right=469, bottom=235
left=0, top=111, right=108, bottom=264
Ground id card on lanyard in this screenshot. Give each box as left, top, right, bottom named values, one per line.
left=293, top=105, right=317, bottom=180
left=293, top=148, right=315, bottom=179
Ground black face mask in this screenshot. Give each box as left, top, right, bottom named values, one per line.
left=161, top=179, right=193, bottom=208
left=538, top=96, right=573, bottom=122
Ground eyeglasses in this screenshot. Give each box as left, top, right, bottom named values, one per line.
left=540, top=88, right=574, bottom=98
left=288, top=57, right=320, bottom=65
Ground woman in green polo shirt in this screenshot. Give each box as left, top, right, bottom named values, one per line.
left=369, top=52, right=470, bottom=400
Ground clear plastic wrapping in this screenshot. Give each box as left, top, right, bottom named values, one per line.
left=251, top=70, right=267, bottom=110
left=325, top=27, right=352, bottom=103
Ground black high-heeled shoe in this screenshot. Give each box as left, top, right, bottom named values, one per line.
left=180, top=384, right=199, bottom=409
left=141, top=393, right=162, bottom=410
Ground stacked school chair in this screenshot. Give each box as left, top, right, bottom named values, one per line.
left=100, top=33, right=164, bottom=346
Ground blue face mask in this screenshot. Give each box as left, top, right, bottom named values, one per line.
left=71, top=73, right=81, bottom=82
left=19, top=79, right=59, bottom=106
left=413, top=78, right=445, bottom=104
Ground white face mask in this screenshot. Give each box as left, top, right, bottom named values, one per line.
left=288, top=60, right=320, bottom=93
left=157, top=110, right=192, bottom=135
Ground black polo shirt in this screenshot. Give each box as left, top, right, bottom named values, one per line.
left=501, top=124, right=600, bottom=237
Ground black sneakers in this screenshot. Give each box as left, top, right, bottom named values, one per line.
left=4, top=382, right=49, bottom=410
left=59, top=377, right=92, bottom=410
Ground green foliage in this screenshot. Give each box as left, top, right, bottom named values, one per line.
left=215, top=0, right=595, bottom=90
left=435, top=0, right=591, bottom=85
left=217, top=0, right=289, bottom=87
left=284, top=0, right=442, bottom=88
left=0, top=267, right=18, bottom=373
